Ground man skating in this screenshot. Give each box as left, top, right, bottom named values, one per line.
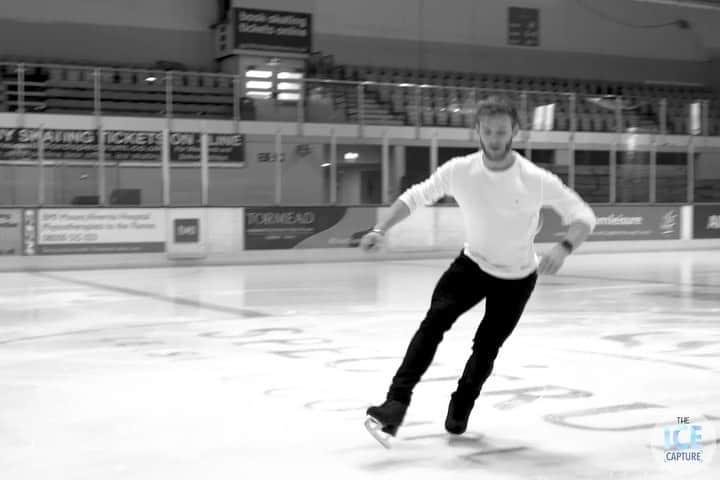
left=361, top=96, right=597, bottom=447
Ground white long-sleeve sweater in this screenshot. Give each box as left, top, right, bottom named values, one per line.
left=398, top=150, right=597, bottom=279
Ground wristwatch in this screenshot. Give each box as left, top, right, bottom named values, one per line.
left=559, top=239, right=574, bottom=254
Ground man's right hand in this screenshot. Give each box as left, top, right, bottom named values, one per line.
left=360, top=230, right=385, bottom=252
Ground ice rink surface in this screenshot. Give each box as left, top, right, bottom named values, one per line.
left=1, top=249, right=719, bottom=480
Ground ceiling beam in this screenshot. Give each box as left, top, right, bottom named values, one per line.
left=629, top=0, right=720, bottom=11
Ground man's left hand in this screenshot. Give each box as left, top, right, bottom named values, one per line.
left=538, top=244, right=570, bottom=275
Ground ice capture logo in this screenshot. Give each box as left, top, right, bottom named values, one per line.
left=651, top=412, right=717, bottom=474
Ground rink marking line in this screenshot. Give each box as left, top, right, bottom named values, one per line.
left=212, top=287, right=349, bottom=294
left=0, top=312, right=316, bottom=345
left=31, top=272, right=271, bottom=319
left=557, top=347, right=719, bottom=373
left=560, top=274, right=720, bottom=289
left=544, top=283, right=661, bottom=292
left=387, top=262, right=720, bottom=288
left=0, top=285, right=87, bottom=292
left=0, top=320, right=211, bottom=345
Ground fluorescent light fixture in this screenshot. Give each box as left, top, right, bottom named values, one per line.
left=245, top=70, right=273, bottom=79
left=321, top=162, right=331, bottom=167
left=246, top=91, right=272, bottom=99
left=532, top=103, right=556, bottom=131
left=344, top=152, right=359, bottom=161
left=278, top=72, right=303, bottom=80
left=277, top=92, right=301, bottom=101
left=545, top=104, right=556, bottom=130
left=277, top=82, right=301, bottom=91
left=144, top=76, right=158, bottom=83
left=246, top=80, right=273, bottom=90
left=690, top=101, right=702, bottom=135
left=625, top=130, right=638, bottom=151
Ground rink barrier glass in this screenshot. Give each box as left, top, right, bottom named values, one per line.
left=1, top=61, right=715, bottom=134
left=0, top=62, right=719, bottom=207
left=2, top=130, right=718, bottom=207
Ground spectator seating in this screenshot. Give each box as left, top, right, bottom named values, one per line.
left=0, top=63, right=234, bottom=118
left=327, top=64, right=719, bottom=135
left=0, top=59, right=717, bottom=134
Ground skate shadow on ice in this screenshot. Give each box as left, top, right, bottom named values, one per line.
left=359, top=431, right=585, bottom=474
left=456, top=437, right=588, bottom=475
left=357, top=432, right=495, bottom=471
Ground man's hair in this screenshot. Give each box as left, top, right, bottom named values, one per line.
left=474, top=96, right=520, bottom=128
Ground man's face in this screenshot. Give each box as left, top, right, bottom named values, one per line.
left=476, top=114, right=517, bottom=162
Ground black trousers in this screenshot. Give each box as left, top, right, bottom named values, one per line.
left=387, top=251, right=538, bottom=406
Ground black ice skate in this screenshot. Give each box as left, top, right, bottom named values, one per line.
left=364, top=399, right=408, bottom=449
left=445, top=394, right=474, bottom=435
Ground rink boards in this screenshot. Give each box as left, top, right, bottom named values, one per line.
left=0, top=203, right=719, bottom=269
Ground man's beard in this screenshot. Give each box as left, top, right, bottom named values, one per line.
left=480, top=138, right=513, bottom=162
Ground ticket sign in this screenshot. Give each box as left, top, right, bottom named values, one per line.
left=234, top=7, right=312, bottom=53
left=508, top=7, right=539, bottom=47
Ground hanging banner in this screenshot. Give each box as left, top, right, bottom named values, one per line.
left=170, top=132, right=245, bottom=164
left=104, top=130, right=161, bottom=161
left=35, top=209, right=166, bottom=255
left=0, top=128, right=98, bottom=161
left=244, top=206, right=375, bottom=250
left=0, top=128, right=244, bottom=163
left=535, top=205, right=681, bottom=242
left=0, top=209, right=22, bottom=256
left=234, top=7, right=312, bottom=53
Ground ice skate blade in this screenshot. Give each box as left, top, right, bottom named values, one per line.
left=364, top=417, right=392, bottom=449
